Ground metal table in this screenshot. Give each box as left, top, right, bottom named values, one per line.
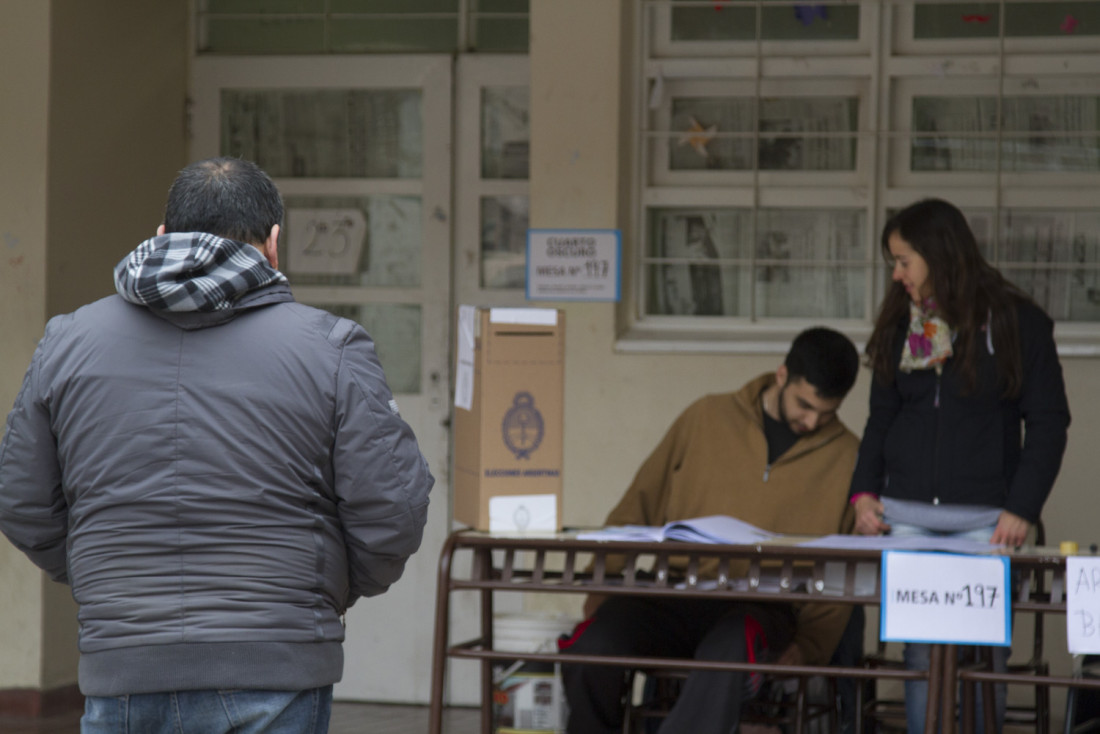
left=429, top=531, right=983, bottom=734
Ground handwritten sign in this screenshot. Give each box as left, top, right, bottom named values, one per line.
left=1066, top=557, right=1100, bottom=653
left=881, top=551, right=1011, bottom=645
left=285, top=208, right=367, bottom=275
left=526, top=229, right=620, bottom=302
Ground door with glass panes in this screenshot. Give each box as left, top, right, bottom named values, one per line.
left=190, top=56, right=453, bottom=703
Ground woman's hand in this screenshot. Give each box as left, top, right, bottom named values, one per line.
left=990, top=510, right=1031, bottom=547
left=853, top=494, right=891, bottom=536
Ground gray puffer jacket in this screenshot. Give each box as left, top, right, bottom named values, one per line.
left=0, top=234, right=433, bottom=696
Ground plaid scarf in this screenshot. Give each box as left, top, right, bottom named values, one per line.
left=114, top=232, right=288, bottom=312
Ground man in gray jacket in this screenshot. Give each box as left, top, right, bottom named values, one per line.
left=0, top=157, right=434, bottom=733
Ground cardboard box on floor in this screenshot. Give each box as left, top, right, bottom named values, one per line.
left=453, top=306, right=564, bottom=532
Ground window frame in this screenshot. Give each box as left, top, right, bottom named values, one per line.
left=621, top=0, right=1100, bottom=355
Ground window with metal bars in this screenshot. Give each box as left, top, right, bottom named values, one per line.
left=629, top=0, right=1100, bottom=353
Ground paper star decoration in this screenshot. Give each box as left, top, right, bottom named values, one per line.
left=794, top=4, right=828, bottom=26
left=679, top=117, right=717, bottom=159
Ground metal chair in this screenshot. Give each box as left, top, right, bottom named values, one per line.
left=622, top=667, right=839, bottom=734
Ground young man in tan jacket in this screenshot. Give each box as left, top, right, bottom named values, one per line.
left=561, top=327, right=860, bottom=734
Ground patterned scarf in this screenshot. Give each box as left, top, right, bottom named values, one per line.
left=114, top=232, right=288, bottom=312
left=899, top=298, right=954, bottom=373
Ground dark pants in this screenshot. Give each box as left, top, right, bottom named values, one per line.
left=560, top=596, right=796, bottom=734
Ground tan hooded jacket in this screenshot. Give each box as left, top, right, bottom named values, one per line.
left=602, top=372, right=859, bottom=664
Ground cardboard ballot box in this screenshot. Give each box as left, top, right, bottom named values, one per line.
left=453, top=306, right=564, bottom=532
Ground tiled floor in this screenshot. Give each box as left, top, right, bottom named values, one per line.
left=0, top=702, right=481, bottom=733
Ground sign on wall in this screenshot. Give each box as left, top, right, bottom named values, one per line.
left=881, top=551, right=1011, bottom=645
left=526, top=229, right=621, bottom=302
left=285, top=208, right=366, bottom=275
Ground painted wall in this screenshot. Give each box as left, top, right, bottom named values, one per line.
left=0, top=0, right=52, bottom=692
left=47, top=1, right=190, bottom=316
left=0, top=0, right=189, bottom=692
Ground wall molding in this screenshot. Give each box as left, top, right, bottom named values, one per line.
left=0, top=685, right=83, bottom=717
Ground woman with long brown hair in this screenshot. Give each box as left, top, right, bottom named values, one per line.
left=849, top=198, right=1070, bottom=733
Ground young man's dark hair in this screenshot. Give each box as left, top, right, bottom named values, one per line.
left=784, top=326, right=860, bottom=399
left=162, top=157, right=284, bottom=244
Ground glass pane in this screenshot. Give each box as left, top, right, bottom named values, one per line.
left=911, top=96, right=1100, bottom=172
left=480, top=196, right=529, bottom=289
left=202, top=18, right=326, bottom=53
left=647, top=208, right=753, bottom=260
left=999, top=210, right=1100, bottom=321
left=205, top=0, right=325, bottom=12
left=313, top=303, right=422, bottom=393
left=670, top=1, right=859, bottom=42
left=647, top=263, right=745, bottom=316
left=331, top=0, right=456, bottom=10
left=961, top=209, right=997, bottom=262
left=759, top=97, right=858, bottom=171
left=645, top=208, right=753, bottom=315
left=221, top=89, right=422, bottom=178
left=282, top=195, right=422, bottom=287
left=473, top=17, right=530, bottom=52
left=756, top=208, right=866, bottom=262
left=477, top=0, right=529, bottom=11
left=913, top=3, right=1000, bottom=39
left=754, top=211, right=866, bottom=316
left=481, top=87, right=530, bottom=179
left=666, top=97, right=754, bottom=171
left=329, top=19, right=459, bottom=53
left=915, top=2, right=1100, bottom=39
left=1004, top=1, right=1100, bottom=36
left=1005, top=267, right=1100, bottom=322
left=755, top=266, right=866, bottom=318
left=664, top=96, right=858, bottom=171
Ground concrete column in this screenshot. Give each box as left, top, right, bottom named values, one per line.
left=0, top=0, right=52, bottom=696
left=0, top=0, right=189, bottom=711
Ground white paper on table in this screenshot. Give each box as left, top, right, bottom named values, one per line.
left=489, top=307, right=558, bottom=326
left=454, top=305, right=477, bottom=411
left=489, top=494, right=558, bottom=533
left=1066, top=556, right=1100, bottom=653
left=797, top=534, right=999, bottom=554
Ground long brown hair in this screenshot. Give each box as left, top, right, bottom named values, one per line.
left=866, top=199, right=1031, bottom=397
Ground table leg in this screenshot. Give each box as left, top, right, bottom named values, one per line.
left=926, top=644, right=945, bottom=734
left=480, top=550, right=494, bottom=734
left=943, top=644, right=958, bottom=734
left=429, top=533, right=459, bottom=734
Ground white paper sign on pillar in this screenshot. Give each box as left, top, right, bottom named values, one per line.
left=285, top=208, right=367, bottom=275
left=526, top=229, right=621, bottom=302
left=881, top=551, right=1011, bottom=645
left=1066, top=556, right=1100, bottom=653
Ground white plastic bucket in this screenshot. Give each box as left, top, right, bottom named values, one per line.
left=492, top=613, right=578, bottom=734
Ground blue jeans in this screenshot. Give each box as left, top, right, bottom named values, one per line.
left=888, top=521, right=1007, bottom=734
left=81, top=686, right=333, bottom=734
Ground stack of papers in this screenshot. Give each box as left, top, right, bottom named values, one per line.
left=796, top=533, right=999, bottom=554
left=577, top=516, right=1002, bottom=555
left=576, top=515, right=776, bottom=545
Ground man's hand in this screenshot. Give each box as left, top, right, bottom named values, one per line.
left=773, top=642, right=805, bottom=667
left=853, top=495, right=890, bottom=536
left=990, top=510, right=1031, bottom=547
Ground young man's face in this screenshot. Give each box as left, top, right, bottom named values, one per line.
left=776, top=373, right=843, bottom=435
